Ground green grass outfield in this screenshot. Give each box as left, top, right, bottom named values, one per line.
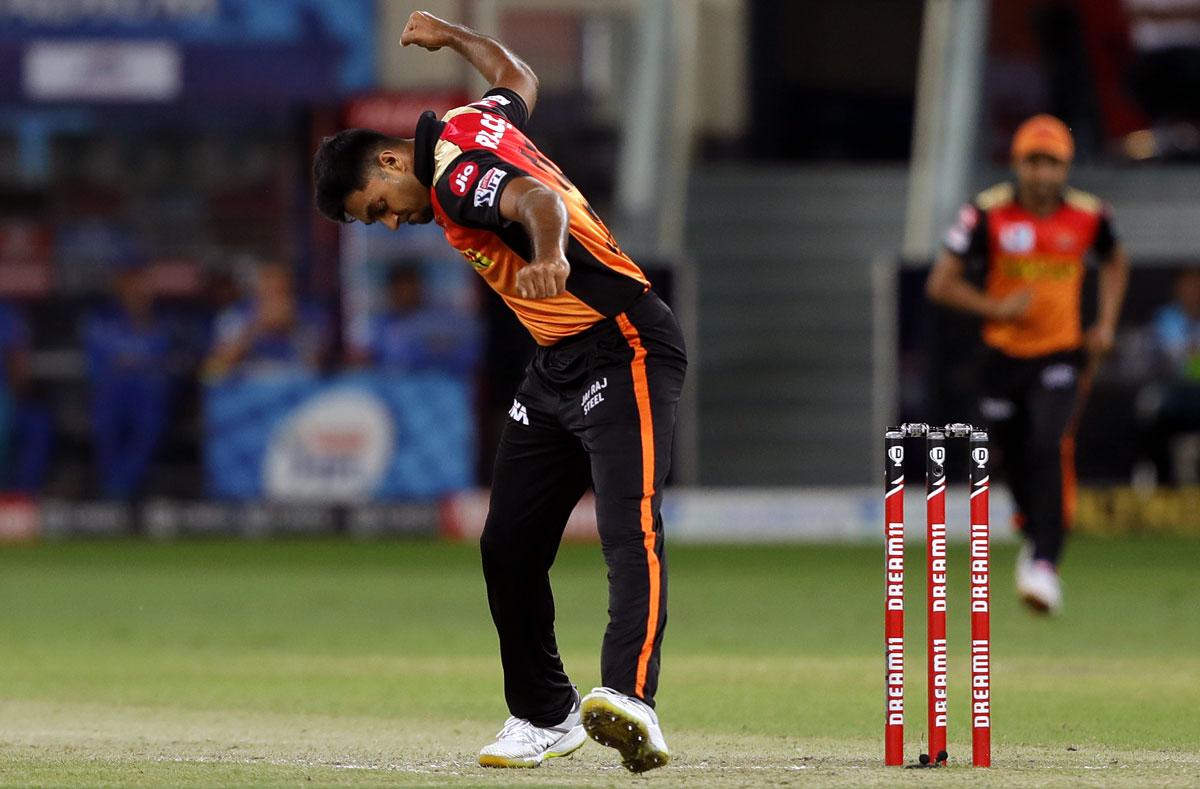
left=1, top=536, right=1197, bottom=787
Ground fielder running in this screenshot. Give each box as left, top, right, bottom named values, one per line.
left=927, top=115, right=1129, bottom=614
left=312, top=11, right=685, bottom=772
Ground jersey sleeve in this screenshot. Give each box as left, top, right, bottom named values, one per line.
left=434, top=150, right=532, bottom=230
left=1091, top=207, right=1119, bottom=261
left=943, top=202, right=988, bottom=261
left=467, top=87, right=530, bottom=131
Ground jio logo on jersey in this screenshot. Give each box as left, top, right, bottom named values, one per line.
left=449, top=161, right=479, bottom=197
left=999, top=222, right=1035, bottom=253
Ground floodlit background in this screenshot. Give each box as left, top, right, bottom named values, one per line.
left=0, top=2, right=1199, bottom=785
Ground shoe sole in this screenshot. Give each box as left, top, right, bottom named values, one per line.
left=1020, top=591, right=1055, bottom=615
left=477, top=726, right=586, bottom=768
left=581, top=697, right=669, bottom=774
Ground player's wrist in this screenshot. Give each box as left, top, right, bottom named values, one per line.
left=984, top=299, right=1008, bottom=321
left=440, top=22, right=472, bottom=52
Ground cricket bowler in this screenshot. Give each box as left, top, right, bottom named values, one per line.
left=312, top=11, right=685, bottom=772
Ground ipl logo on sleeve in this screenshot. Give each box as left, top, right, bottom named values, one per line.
left=474, top=167, right=507, bottom=208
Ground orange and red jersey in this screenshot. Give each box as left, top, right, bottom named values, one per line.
left=413, top=88, right=649, bottom=346
left=944, top=182, right=1118, bottom=358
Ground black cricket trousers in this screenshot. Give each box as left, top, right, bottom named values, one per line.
left=978, top=347, right=1082, bottom=566
left=480, top=291, right=687, bottom=728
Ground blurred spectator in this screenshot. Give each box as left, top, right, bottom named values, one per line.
left=1138, top=267, right=1200, bottom=484
left=208, top=269, right=240, bottom=312
left=0, top=301, right=29, bottom=478
left=83, top=262, right=173, bottom=498
left=348, top=264, right=480, bottom=375
left=205, top=262, right=329, bottom=378
left=0, top=302, right=54, bottom=495
left=1123, top=0, right=1200, bottom=156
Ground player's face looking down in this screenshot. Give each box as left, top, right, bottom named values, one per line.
left=1014, top=153, right=1069, bottom=210
left=344, top=149, right=434, bottom=229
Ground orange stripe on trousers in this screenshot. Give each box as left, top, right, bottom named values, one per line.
left=1062, top=365, right=1093, bottom=531
left=616, top=313, right=660, bottom=699
left=1061, top=434, right=1077, bottom=530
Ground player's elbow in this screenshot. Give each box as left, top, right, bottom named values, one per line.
left=511, top=65, right=539, bottom=113
left=926, top=254, right=963, bottom=305
left=517, top=183, right=563, bottom=217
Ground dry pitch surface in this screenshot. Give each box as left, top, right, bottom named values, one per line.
left=1, top=538, right=1197, bottom=787
left=3, top=701, right=1196, bottom=787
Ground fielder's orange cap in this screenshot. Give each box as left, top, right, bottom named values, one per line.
left=1011, top=114, right=1074, bottom=163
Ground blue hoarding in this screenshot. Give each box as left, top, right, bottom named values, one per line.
left=205, top=371, right=474, bottom=501
left=0, top=0, right=377, bottom=102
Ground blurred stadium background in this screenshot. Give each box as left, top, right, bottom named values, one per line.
left=1, top=0, right=1198, bottom=540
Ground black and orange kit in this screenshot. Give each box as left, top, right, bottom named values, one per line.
left=414, top=88, right=687, bottom=727
left=945, top=183, right=1118, bottom=565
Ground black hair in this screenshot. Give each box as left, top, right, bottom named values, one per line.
left=312, top=128, right=397, bottom=223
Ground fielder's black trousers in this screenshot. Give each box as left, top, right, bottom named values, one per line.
left=481, top=291, right=687, bottom=728
left=978, top=347, right=1082, bottom=566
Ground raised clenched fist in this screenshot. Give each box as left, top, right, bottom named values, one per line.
left=400, top=11, right=457, bottom=51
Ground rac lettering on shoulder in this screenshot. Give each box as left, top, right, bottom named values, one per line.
left=474, top=112, right=509, bottom=150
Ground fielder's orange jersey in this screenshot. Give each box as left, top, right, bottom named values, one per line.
left=413, top=88, right=649, bottom=346
left=944, top=182, right=1118, bottom=358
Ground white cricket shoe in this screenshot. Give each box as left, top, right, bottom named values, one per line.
left=1018, top=556, right=1063, bottom=615
left=580, top=687, right=670, bottom=773
left=477, top=694, right=586, bottom=768
left=1015, top=541, right=1035, bottom=590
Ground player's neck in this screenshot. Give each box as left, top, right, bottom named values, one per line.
left=1016, top=186, right=1062, bottom=218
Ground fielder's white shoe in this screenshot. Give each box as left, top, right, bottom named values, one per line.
left=1015, top=541, right=1035, bottom=590
left=477, top=693, right=586, bottom=768
left=1017, top=555, right=1063, bottom=615
left=580, top=687, right=670, bottom=773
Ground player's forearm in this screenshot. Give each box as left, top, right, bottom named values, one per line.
left=927, top=272, right=1006, bottom=321
left=937, top=284, right=997, bottom=319
left=1095, top=250, right=1130, bottom=331
left=444, top=24, right=537, bottom=99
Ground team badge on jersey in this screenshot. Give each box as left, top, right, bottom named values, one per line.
left=999, top=222, right=1035, bottom=253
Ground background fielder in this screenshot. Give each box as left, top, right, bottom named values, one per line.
left=927, top=114, right=1130, bottom=615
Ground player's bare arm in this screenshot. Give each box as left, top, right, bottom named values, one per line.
left=926, top=249, right=1032, bottom=321
left=1085, top=241, right=1130, bottom=359
left=499, top=176, right=570, bottom=300
left=401, top=11, right=538, bottom=115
